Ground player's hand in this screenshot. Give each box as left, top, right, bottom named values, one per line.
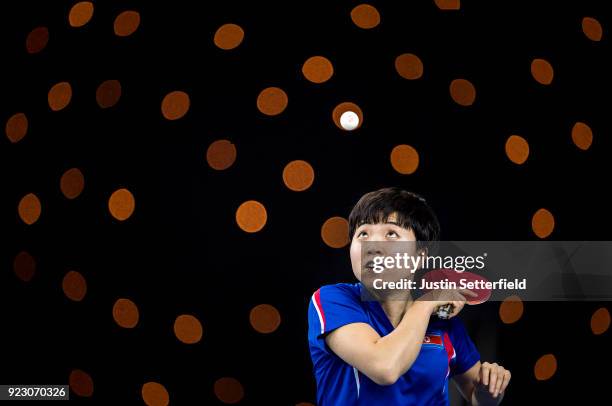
left=474, top=362, right=511, bottom=402
left=416, top=288, right=477, bottom=318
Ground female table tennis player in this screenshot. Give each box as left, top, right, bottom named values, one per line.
left=308, top=187, right=510, bottom=405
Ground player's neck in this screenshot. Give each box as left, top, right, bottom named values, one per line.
left=380, top=297, right=413, bottom=328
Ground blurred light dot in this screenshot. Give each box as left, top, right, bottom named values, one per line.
left=161, top=90, right=190, bottom=120
left=96, top=80, right=122, bottom=109
left=582, top=17, right=603, bottom=42
left=69, top=369, right=93, bottom=397
left=302, top=56, right=334, bottom=84
left=534, top=354, right=557, bottom=381
left=214, top=23, right=244, bottom=50
left=14, top=251, right=36, bottom=282
left=142, top=382, right=169, bottom=406
left=250, top=304, right=281, bottom=333
left=435, top=0, right=460, bottom=10
left=236, top=200, right=267, bottom=233
left=531, top=58, right=554, bottom=85
left=571, top=122, right=593, bottom=151
left=390, top=144, right=419, bottom=175
left=26, top=26, right=49, bottom=54
left=505, top=135, right=529, bottom=164
left=48, top=82, right=72, bottom=111
left=60, top=168, right=85, bottom=199
left=321, top=217, right=349, bottom=248
left=332, top=102, right=363, bottom=131
left=532, top=208, right=554, bottom=239
left=499, top=295, right=523, bottom=324
left=6, top=112, right=28, bottom=143
left=351, top=4, right=380, bottom=29
left=18, top=193, right=41, bottom=225
left=69, top=1, right=94, bottom=28
left=214, top=377, right=244, bottom=404
left=395, top=53, right=424, bottom=80
left=63, top=270, right=87, bottom=302
left=114, top=10, right=140, bottom=37
left=591, top=307, right=610, bottom=335
left=207, top=140, right=237, bottom=170
left=108, top=188, right=135, bottom=221
left=257, top=87, right=288, bottom=116
left=283, top=160, right=314, bottom=191
left=340, top=111, right=359, bottom=130
left=174, top=314, right=203, bottom=344
left=113, top=298, right=139, bottom=328
left=450, top=78, right=476, bottom=106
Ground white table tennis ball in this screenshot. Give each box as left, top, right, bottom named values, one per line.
left=340, top=111, right=360, bottom=131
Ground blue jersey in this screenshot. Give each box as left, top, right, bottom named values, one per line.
left=307, top=282, right=480, bottom=405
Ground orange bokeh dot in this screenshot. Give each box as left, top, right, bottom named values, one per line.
left=69, top=1, right=94, bottom=28
left=48, top=82, right=72, bottom=111
left=499, top=295, right=523, bottom=324
left=214, top=377, right=244, bottom=404
left=531, top=58, right=554, bottom=85
left=390, top=144, right=419, bottom=175
left=532, top=208, right=554, bottom=239
left=142, top=382, right=169, bottom=406
left=236, top=200, right=267, bottom=233
left=450, top=78, right=476, bottom=106
left=332, top=102, right=363, bottom=131
left=296, top=403, right=315, bottom=406
left=395, top=53, right=424, bottom=80
left=214, top=23, right=245, bottom=50
left=505, top=135, right=529, bottom=164
left=351, top=4, right=380, bottom=29
left=250, top=304, right=281, bottom=334
left=257, top=87, right=288, bottom=116
left=108, top=188, right=135, bottom=221
left=96, top=80, right=122, bottom=109
left=283, top=160, right=315, bottom=191
left=302, top=56, right=334, bottom=84
left=114, top=10, right=140, bottom=37
left=161, top=90, right=190, bottom=120
left=6, top=112, right=28, bottom=143
left=321, top=217, right=349, bottom=248
left=582, top=17, right=603, bottom=42
left=26, top=26, right=49, bottom=54
left=69, top=369, right=94, bottom=397
left=63, top=270, right=87, bottom=302
left=60, top=168, right=85, bottom=199
left=435, top=0, right=460, bottom=10
left=113, top=298, right=139, bottom=328
left=207, top=139, right=237, bottom=170
left=591, top=307, right=610, bottom=335
left=571, top=122, right=593, bottom=151
left=18, top=193, right=41, bottom=225
left=534, top=354, right=557, bottom=381
left=14, top=251, right=36, bottom=282
left=174, top=314, right=203, bottom=344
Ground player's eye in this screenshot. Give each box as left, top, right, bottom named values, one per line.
left=357, top=231, right=368, bottom=239
left=386, top=230, right=399, bottom=238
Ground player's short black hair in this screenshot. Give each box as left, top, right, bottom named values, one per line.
left=348, top=187, right=440, bottom=247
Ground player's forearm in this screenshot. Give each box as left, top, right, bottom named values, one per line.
left=372, top=301, right=434, bottom=383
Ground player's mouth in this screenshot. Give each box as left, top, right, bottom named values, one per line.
left=364, top=260, right=375, bottom=271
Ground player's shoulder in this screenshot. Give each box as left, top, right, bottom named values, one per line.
left=311, top=282, right=362, bottom=302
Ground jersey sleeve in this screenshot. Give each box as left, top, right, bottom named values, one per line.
left=448, top=317, right=481, bottom=376
left=308, top=284, right=370, bottom=346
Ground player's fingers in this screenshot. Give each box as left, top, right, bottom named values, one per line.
left=493, top=367, right=505, bottom=397
left=488, top=365, right=498, bottom=395
left=480, top=363, right=491, bottom=386
left=500, top=370, right=511, bottom=394
left=459, top=288, right=478, bottom=298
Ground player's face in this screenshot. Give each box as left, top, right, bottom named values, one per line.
left=349, top=212, right=417, bottom=282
